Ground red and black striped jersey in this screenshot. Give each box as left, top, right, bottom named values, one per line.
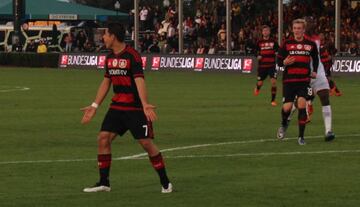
left=320, top=44, right=333, bottom=71
left=256, top=38, right=279, bottom=69
left=277, top=38, right=319, bottom=83
left=105, top=45, right=144, bottom=111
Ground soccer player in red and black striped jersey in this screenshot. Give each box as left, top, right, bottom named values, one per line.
left=254, top=25, right=279, bottom=106
left=319, top=33, right=342, bottom=96
left=276, top=19, right=319, bottom=145
left=81, top=23, right=172, bottom=193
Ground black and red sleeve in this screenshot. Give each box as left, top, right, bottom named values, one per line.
left=310, top=41, right=319, bottom=73
left=277, top=41, right=287, bottom=67
left=129, top=50, right=144, bottom=79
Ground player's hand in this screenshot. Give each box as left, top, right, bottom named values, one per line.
left=311, top=72, right=317, bottom=79
left=80, top=106, right=97, bottom=124
left=283, top=56, right=296, bottom=65
left=257, top=55, right=262, bottom=60
left=143, top=104, right=157, bottom=122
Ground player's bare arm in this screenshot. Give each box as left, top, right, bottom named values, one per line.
left=81, top=77, right=111, bottom=124
left=134, top=77, right=157, bottom=122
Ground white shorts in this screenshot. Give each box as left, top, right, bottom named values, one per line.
left=310, top=73, right=330, bottom=93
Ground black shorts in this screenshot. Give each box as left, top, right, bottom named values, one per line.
left=282, top=82, right=312, bottom=103
left=257, top=67, right=277, bottom=81
left=100, top=109, right=154, bottom=139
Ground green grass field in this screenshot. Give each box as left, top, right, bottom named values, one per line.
left=0, top=67, right=359, bottom=207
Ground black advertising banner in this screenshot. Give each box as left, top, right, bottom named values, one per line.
left=332, top=57, right=360, bottom=73
left=148, top=55, right=255, bottom=73
left=58, top=53, right=256, bottom=73
left=59, top=53, right=107, bottom=69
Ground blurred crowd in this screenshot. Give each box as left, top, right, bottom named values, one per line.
left=134, top=0, right=359, bottom=56
left=3, top=0, right=359, bottom=56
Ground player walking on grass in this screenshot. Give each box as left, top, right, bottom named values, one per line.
left=286, top=18, right=336, bottom=142
left=254, top=25, right=279, bottom=106
left=276, top=19, right=319, bottom=145
left=81, top=23, right=172, bottom=193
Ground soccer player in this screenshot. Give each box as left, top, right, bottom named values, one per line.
left=276, top=19, right=319, bottom=145
left=254, top=25, right=279, bottom=106
left=304, top=17, right=335, bottom=141
left=319, top=33, right=342, bottom=96
left=285, top=18, right=336, bottom=142
left=81, top=23, right=172, bottom=193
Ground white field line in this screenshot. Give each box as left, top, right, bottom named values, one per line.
left=0, top=134, right=359, bottom=165
left=115, top=134, right=360, bottom=160
left=0, top=86, right=30, bottom=93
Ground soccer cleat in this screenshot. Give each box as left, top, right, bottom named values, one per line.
left=335, top=91, right=342, bottom=96
left=83, top=182, right=111, bottom=193
left=161, top=183, right=173, bottom=193
left=325, top=131, right=335, bottom=142
left=254, top=88, right=260, bottom=96
left=298, top=137, right=306, bottom=145
left=330, top=88, right=336, bottom=96
left=271, top=101, right=277, bottom=106
left=277, top=125, right=288, bottom=140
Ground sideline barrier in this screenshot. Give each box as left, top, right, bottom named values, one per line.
left=58, top=53, right=256, bottom=73
left=1, top=52, right=359, bottom=74
left=0, top=52, right=59, bottom=67
left=332, top=56, right=360, bottom=73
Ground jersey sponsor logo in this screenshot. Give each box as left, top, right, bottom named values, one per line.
left=107, top=58, right=130, bottom=69
left=304, top=45, right=312, bottom=51
left=119, top=59, right=128, bottom=68
left=289, top=50, right=310, bottom=55
left=297, top=44, right=303, bottom=50
left=108, top=69, right=128, bottom=76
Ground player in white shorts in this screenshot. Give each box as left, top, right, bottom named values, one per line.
left=287, top=17, right=335, bottom=142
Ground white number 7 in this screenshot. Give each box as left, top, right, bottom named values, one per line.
left=142, top=125, right=148, bottom=136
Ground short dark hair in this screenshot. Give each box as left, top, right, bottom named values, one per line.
left=107, top=22, right=125, bottom=42
left=262, top=25, right=270, bottom=30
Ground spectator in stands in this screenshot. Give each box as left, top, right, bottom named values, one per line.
left=158, top=35, right=167, bottom=53
left=140, top=6, right=149, bottom=31
left=37, top=39, right=47, bottom=53
left=63, top=33, right=73, bottom=52
left=217, top=23, right=226, bottom=46
left=208, top=41, right=216, bottom=54
left=84, top=40, right=96, bottom=52
left=76, top=31, right=87, bottom=52
left=26, top=40, right=36, bottom=52
left=51, top=24, right=59, bottom=46
left=12, top=38, right=23, bottom=52
left=196, top=43, right=206, bottom=54
left=167, top=22, right=176, bottom=49
left=148, top=40, right=160, bottom=53
left=348, top=42, right=359, bottom=56
left=244, top=34, right=255, bottom=55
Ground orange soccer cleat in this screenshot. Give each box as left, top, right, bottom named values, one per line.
left=254, top=88, right=260, bottom=96
left=271, top=101, right=277, bottom=106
